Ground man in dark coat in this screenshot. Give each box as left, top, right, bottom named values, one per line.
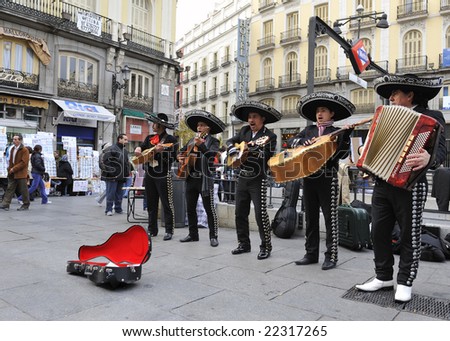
left=356, top=74, right=447, bottom=303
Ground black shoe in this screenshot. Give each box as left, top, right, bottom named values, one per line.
left=231, top=244, right=250, bottom=255
left=1, top=206, right=9, bottom=211
left=210, top=238, right=219, bottom=247
left=17, top=205, right=29, bottom=211
left=321, top=259, right=336, bottom=270
left=149, top=228, right=158, bottom=237
left=180, top=235, right=199, bottom=242
left=294, top=257, right=318, bottom=265
left=163, top=233, right=172, bottom=241
left=257, top=249, right=270, bottom=260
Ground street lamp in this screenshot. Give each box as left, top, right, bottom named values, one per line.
left=111, top=65, right=130, bottom=141
left=332, top=5, right=389, bottom=40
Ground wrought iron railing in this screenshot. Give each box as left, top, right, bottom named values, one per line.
left=278, top=73, right=301, bottom=88
left=397, top=0, right=428, bottom=19
left=0, top=67, right=39, bottom=90
left=257, top=35, right=275, bottom=50
left=396, top=55, right=428, bottom=73
left=255, top=78, right=275, bottom=91
left=57, top=78, right=98, bottom=101
left=280, top=28, right=301, bottom=44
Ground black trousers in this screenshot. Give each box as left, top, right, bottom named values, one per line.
left=185, top=176, right=218, bottom=239
left=235, top=176, right=271, bottom=251
left=303, top=173, right=339, bottom=262
left=145, top=173, right=175, bottom=235
left=371, top=180, right=426, bottom=286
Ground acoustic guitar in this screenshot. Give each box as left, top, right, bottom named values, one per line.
left=227, top=136, right=270, bottom=169
left=132, top=143, right=173, bottom=165
left=177, top=132, right=207, bottom=179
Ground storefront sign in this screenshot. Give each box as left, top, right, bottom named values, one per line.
left=53, top=116, right=97, bottom=128
left=0, top=95, right=48, bottom=109
left=130, top=124, right=142, bottom=135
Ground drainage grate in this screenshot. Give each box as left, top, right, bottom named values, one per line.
left=343, top=287, right=450, bottom=320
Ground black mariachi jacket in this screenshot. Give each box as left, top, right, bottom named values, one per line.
left=287, top=125, right=351, bottom=177
left=226, top=125, right=277, bottom=178
left=140, top=132, right=178, bottom=178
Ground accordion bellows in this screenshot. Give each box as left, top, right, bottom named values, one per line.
left=357, top=105, right=441, bottom=190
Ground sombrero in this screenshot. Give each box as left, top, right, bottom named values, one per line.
left=185, top=109, right=226, bottom=134
left=297, top=91, right=355, bottom=122
left=232, top=100, right=282, bottom=124
left=374, top=74, right=443, bottom=101
left=145, top=113, right=175, bottom=130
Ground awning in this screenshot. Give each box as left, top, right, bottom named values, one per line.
left=53, top=99, right=115, bottom=122
left=123, top=108, right=146, bottom=119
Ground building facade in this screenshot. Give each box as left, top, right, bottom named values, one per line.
left=0, top=0, right=178, bottom=152
left=176, top=0, right=450, bottom=157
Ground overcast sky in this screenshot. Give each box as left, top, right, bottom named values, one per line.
left=176, top=0, right=217, bottom=39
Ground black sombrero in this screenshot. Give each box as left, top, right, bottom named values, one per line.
left=232, top=100, right=282, bottom=124
left=297, top=91, right=355, bottom=122
left=374, top=74, right=443, bottom=101
left=185, top=109, right=226, bottom=135
left=145, top=113, right=175, bottom=130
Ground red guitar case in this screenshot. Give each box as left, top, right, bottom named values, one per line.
left=67, top=225, right=151, bottom=287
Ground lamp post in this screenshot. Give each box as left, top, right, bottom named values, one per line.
left=111, top=65, right=130, bottom=141
left=332, top=5, right=389, bottom=41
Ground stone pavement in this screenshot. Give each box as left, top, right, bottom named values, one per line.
left=0, top=196, right=449, bottom=321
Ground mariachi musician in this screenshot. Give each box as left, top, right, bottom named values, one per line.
left=134, top=113, right=178, bottom=241
left=177, top=110, right=226, bottom=247
left=226, top=101, right=281, bottom=260
left=289, top=91, right=355, bottom=270
left=356, top=74, right=446, bottom=303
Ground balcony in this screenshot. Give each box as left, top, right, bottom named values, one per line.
left=361, top=60, right=389, bottom=78
left=396, top=55, right=428, bottom=73
left=124, top=25, right=165, bottom=58
left=257, top=35, right=276, bottom=52
left=349, top=12, right=379, bottom=31
left=181, top=72, right=190, bottom=84
left=199, top=92, right=207, bottom=102
left=281, top=109, right=298, bottom=118
left=189, top=95, right=197, bottom=105
left=280, top=28, right=301, bottom=45
left=200, top=65, right=208, bottom=76
left=278, top=73, right=301, bottom=88
left=123, top=94, right=153, bottom=112
left=220, top=84, right=230, bottom=95
left=221, top=55, right=232, bottom=67
left=0, top=68, right=39, bottom=91
left=57, top=78, right=98, bottom=102
left=256, top=78, right=275, bottom=92
left=209, top=89, right=218, bottom=99
left=306, top=68, right=331, bottom=83
left=190, top=70, right=198, bottom=80
left=210, top=60, right=219, bottom=72
left=258, top=0, right=276, bottom=12
left=441, top=0, right=450, bottom=13
left=182, top=98, right=189, bottom=107
left=354, top=103, right=375, bottom=114
left=397, top=0, right=428, bottom=21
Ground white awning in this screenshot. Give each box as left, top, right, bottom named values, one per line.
left=53, top=99, right=115, bottom=122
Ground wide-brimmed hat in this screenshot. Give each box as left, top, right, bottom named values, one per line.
left=145, top=113, right=175, bottom=130
left=297, top=91, right=355, bottom=122
left=374, top=74, right=443, bottom=101
left=232, top=100, right=282, bottom=124
left=185, top=109, right=226, bottom=135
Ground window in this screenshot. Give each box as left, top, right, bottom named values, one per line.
left=404, top=30, right=422, bottom=66
left=351, top=88, right=374, bottom=112
left=222, top=101, right=229, bottom=123
left=132, top=0, right=150, bottom=31
left=356, top=0, right=372, bottom=11
left=263, top=20, right=273, bottom=38
left=314, top=46, right=328, bottom=77
left=72, top=0, right=93, bottom=10
left=211, top=104, right=216, bottom=115
left=261, top=99, right=275, bottom=107
left=263, top=58, right=272, bottom=79
left=223, top=72, right=229, bottom=88
left=1, top=40, right=38, bottom=74
left=286, top=12, right=298, bottom=30
left=59, top=54, right=97, bottom=85
left=314, top=3, right=328, bottom=22
left=286, top=52, right=298, bottom=79
left=282, top=96, right=299, bottom=112
left=127, top=71, right=153, bottom=99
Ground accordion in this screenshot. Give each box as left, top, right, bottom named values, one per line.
left=357, top=105, right=441, bottom=190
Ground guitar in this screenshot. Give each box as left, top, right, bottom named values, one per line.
left=227, top=136, right=270, bottom=169
left=177, top=132, right=208, bottom=179
left=132, top=143, right=173, bottom=165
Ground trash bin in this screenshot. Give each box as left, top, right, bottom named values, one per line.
left=161, top=174, right=186, bottom=228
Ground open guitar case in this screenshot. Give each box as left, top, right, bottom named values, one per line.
left=67, top=225, right=151, bottom=288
